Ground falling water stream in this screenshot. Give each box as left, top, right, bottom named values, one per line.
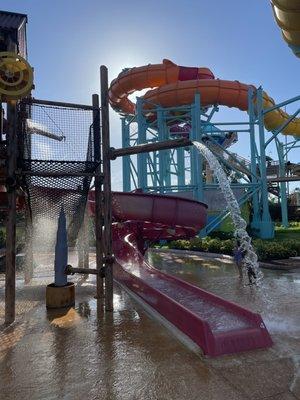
left=193, top=141, right=262, bottom=282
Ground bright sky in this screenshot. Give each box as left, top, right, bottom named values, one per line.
left=1, top=0, right=299, bottom=190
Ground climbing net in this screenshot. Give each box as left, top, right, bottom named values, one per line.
left=19, top=99, right=99, bottom=250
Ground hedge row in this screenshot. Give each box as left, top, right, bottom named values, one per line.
left=166, top=237, right=300, bottom=261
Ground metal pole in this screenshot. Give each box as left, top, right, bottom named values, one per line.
left=65, top=265, right=99, bottom=275
left=268, top=176, right=300, bottom=183
left=177, top=147, right=185, bottom=187
left=20, top=99, right=34, bottom=285
left=136, top=98, right=147, bottom=190
left=110, top=137, right=192, bottom=158
left=157, top=108, right=169, bottom=193
left=26, top=98, right=95, bottom=111
left=190, top=104, right=198, bottom=199
left=92, top=94, right=104, bottom=298
left=152, top=151, right=159, bottom=188
left=257, top=88, right=274, bottom=239
left=100, top=66, right=113, bottom=311
left=195, top=94, right=203, bottom=200
left=122, top=118, right=131, bottom=192
left=190, top=94, right=203, bottom=201
left=161, top=109, right=171, bottom=188
left=264, top=108, right=300, bottom=147
left=248, top=88, right=261, bottom=233
left=0, top=104, right=3, bottom=138
left=277, top=141, right=289, bottom=227
left=77, top=206, right=89, bottom=271
left=83, top=209, right=89, bottom=269
left=5, top=102, right=17, bottom=324
left=262, top=95, right=300, bottom=115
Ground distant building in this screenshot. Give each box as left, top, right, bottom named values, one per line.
left=290, top=191, right=300, bottom=206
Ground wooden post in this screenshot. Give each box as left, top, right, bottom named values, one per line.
left=83, top=208, right=89, bottom=269
left=5, top=102, right=18, bottom=324
left=20, top=99, right=33, bottom=284
left=24, top=205, right=33, bottom=284
left=77, top=223, right=84, bottom=268
left=0, top=104, right=3, bottom=138
left=110, top=137, right=193, bottom=159
left=77, top=207, right=89, bottom=271
left=100, top=66, right=113, bottom=311
left=92, top=94, right=104, bottom=298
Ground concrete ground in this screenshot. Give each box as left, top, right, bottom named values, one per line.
left=0, top=250, right=299, bottom=400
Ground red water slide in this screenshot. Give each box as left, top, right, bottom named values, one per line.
left=89, top=191, right=272, bottom=357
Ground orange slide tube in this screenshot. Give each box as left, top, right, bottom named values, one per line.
left=109, top=59, right=214, bottom=115
left=109, top=60, right=300, bottom=137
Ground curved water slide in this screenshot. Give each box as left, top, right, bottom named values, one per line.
left=89, top=191, right=272, bottom=356
left=109, top=59, right=300, bottom=136
left=271, top=0, right=300, bottom=58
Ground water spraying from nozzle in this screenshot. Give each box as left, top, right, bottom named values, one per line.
left=193, top=141, right=262, bottom=283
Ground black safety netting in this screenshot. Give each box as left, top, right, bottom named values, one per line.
left=19, top=100, right=99, bottom=251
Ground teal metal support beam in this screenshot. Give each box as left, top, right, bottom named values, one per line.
left=157, top=109, right=167, bottom=192
left=263, top=95, right=300, bottom=115
left=190, top=94, right=203, bottom=201
left=205, top=135, right=252, bottom=182
left=119, top=88, right=299, bottom=239
left=200, top=186, right=260, bottom=236
left=248, top=88, right=261, bottom=233
left=152, top=151, right=159, bottom=187
left=257, top=88, right=274, bottom=239
left=195, top=94, right=204, bottom=200
left=147, top=153, right=160, bottom=188
left=157, top=108, right=172, bottom=191
left=122, top=118, right=131, bottom=192
left=205, top=105, right=219, bottom=123
left=136, top=98, right=147, bottom=189
left=190, top=105, right=198, bottom=199
left=277, top=141, right=289, bottom=228
left=284, top=139, right=300, bottom=157
left=177, top=147, right=185, bottom=186
left=264, top=108, right=300, bottom=148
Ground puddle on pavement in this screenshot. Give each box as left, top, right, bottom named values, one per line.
left=0, top=251, right=299, bottom=399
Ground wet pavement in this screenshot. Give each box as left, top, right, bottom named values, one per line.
left=0, top=250, right=299, bottom=400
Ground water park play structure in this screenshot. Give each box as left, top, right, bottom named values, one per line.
left=0, top=6, right=299, bottom=356
left=110, top=59, right=300, bottom=238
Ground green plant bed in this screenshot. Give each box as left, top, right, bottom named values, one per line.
left=275, top=222, right=300, bottom=241
left=163, top=236, right=300, bottom=262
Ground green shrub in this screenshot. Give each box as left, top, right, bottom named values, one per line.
left=220, top=239, right=235, bottom=255
left=206, top=238, right=222, bottom=253
left=189, top=237, right=205, bottom=251
left=166, top=236, right=299, bottom=261
left=253, top=239, right=296, bottom=261
left=209, top=231, right=234, bottom=240
left=284, top=239, right=300, bottom=255
left=168, top=239, right=191, bottom=250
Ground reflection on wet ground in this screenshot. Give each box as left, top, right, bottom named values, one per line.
left=0, top=250, right=299, bottom=400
